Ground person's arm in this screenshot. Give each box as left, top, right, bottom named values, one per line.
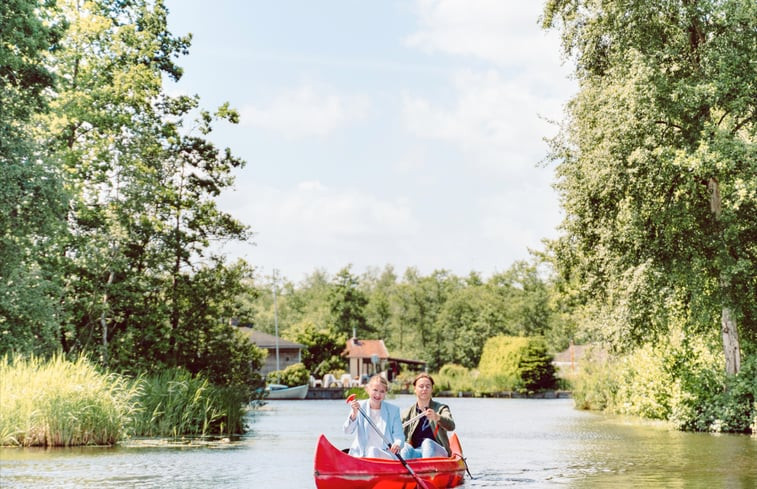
left=435, top=403, right=455, bottom=432
left=388, top=405, right=404, bottom=451
left=343, top=399, right=361, bottom=434
left=400, top=405, right=414, bottom=440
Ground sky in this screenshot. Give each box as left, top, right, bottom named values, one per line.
left=163, top=0, right=576, bottom=283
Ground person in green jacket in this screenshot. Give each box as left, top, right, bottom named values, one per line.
left=399, top=372, right=455, bottom=459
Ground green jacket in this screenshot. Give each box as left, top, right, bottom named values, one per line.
left=401, top=399, right=455, bottom=456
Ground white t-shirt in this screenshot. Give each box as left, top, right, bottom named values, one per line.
left=366, top=407, right=386, bottom=450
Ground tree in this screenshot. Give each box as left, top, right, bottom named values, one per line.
left=328, top=266, right=370, bottom=337
left=362, top=265, right=399, bottom=342
left=543, top=0, right=757, bottom=374
left=0, top=0, right=67, bottom=356
left=35, top=0, right=254, bottom=385
left=436, top=286, right=501, bottom=369
left=397, top=269, right=462, bottom=369
left=294, top=323, right=347, bottom=377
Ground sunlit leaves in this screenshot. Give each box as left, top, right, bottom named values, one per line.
left=543, top=0, right=756, bottom=356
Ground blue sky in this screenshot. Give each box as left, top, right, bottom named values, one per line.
left=164, top=0, right=576, bottom=283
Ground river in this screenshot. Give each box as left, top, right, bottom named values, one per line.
left=1, top=395, right=755, bottom=488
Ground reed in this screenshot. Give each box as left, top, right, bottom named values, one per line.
left=1, top=355, right=252, bottom=446
left=0, top=353, right=136, bottom=447
left=130, top=368, right=249, bottom=438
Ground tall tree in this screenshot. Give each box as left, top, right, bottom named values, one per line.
left=0, top=0, right=67, bottom=355
left=37, top=0, right=254, bottom=383
left=362, top=265, right=399, bottom=342
left=328, top=266, right=370, bottom=337
left=543, top=0, right=757, bottom=374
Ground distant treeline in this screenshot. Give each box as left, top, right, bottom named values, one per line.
left=244, top=262, right=572, bottom=375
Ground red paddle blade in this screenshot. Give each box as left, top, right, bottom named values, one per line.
left=346, top=393, right=356, bottom=403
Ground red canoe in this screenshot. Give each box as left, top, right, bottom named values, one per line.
left=313, top=432, right=466, bottom=489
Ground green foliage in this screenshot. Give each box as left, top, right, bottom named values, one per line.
left=0, top=0, right=68, bottom=357
left=131, top=367, right=249, bottom=437
left=0, top=354, right=136, bottom=447
left=293, top=323, right=347, bottom=377
left=0, top=0, right=258, bottom=389
left=670, top=353, right=757, bottom=433
left=573, top=333, right=756, bottom=433
left=435, top=364, right=473, bottom=393
left=478, top=336, right=557, bottom=393
left=0, top=355, right=253, bottom=446
left=517, top=338, right=558, bottom=393
left=542, top=0, right=757, bottom=373
left=267, top=362, right=309, bottom=387
left=329, top=266, right=370, bottom=337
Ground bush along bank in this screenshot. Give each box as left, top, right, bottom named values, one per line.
left=571, top=334, right=757, bottom=434
left=0, top=355, right=254, bottom=447
left=387, top=336, right=561, bottom=398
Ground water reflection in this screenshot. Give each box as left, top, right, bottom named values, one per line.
left=0, top=396, right=754, bottom=488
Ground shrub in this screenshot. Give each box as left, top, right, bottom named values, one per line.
left=267, top=362, right=309, bottom=387
left=670, top=353, right=757, bottom=433
left=573, top=332, right=756, bottom=434
left=517, top=338, right=558, bottom=393
left=478, top=336, right=557, bottom=393
left=435, top=364, right=474, bottom=393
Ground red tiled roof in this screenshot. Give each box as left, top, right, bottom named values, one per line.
left=342, top=338, right=389, bottom=359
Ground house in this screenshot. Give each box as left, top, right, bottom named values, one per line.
left=239, top=327, right=305, bottom=375
left=342, top=337, right=426, bottom=383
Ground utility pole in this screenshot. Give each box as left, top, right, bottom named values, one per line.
left=273, top=269, right=280, bottom=374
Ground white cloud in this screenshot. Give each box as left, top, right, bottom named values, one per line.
left=218, top=181, right=419, bottom=279
left=477, top=184, right=561, bottom=245
left=239, top=84, right=371, bottom=137
left=402, top=69, right=564, bottom=178
left=402, top=0, right=576, bottom=178
left=406, top=0, right=563, bottom=69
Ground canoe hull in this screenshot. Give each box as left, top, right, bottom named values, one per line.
left=313, top=433, right=466, bottom=489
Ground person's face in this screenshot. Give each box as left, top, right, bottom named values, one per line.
left=414, top=378, right=433, bottom=401
left=366, top=381, right=387, bottom=404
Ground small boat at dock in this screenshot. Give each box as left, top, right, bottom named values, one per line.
left=265, top=383, right=309, bottom=400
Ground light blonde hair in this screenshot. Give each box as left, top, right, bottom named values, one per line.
left=365, top=374, right=388, bottom=391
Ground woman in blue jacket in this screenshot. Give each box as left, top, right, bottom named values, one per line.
left=343, top=375, right=404, bottom=459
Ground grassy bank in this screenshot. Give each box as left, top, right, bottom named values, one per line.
left=0, top=355, right=253, bottom=447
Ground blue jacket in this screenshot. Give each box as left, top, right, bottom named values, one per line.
left=343, top=399, right=404, bottom=457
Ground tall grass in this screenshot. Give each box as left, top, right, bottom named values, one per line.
left=0, top=354, right=136, bottom=447
left=1, top=355, right=253, bottom=447
left=130, top=368, right=250, bottom=438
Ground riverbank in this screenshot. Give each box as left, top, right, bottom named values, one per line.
left=305, top=387, right=572, bottom=400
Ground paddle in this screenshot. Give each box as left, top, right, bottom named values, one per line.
left=402, top=410, right=427, bottom=428
left=345, top=394, right=436, bottom=489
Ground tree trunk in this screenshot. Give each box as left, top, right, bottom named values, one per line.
left=710, top=178, right=740, bottom=375
left=721, top=306, right=741, bottom=376
left=101, top=269, right=115, bottom=366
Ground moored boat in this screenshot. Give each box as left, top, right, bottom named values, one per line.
left=265, top=383, right=309, bottom=400
left=313, top=432, right=466, bottom=489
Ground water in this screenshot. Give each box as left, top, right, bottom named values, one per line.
left=1, top=395, right=755, bottom=488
